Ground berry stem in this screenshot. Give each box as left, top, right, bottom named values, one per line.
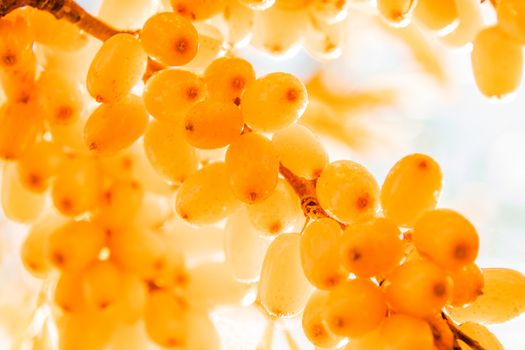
left=442, top=312, right=487, bottom=350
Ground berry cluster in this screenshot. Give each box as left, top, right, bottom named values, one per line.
left=0, top=1, right=524, bottom=350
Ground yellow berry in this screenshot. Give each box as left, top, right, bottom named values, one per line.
left=141, top=12, right=198, bottom=66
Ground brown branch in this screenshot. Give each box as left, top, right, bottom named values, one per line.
left=279, top=164, right=329, bottom=220
left=442, top=312, right=487, bottom=350
left=0, top=0, right=134, bottom=41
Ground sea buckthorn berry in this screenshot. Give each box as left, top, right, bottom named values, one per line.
left=54, top=272, right=87, bottom=313
left=51, top=155, right=102, bottom=217
left=385, top=259, right=453, bottom=318
left=183, top=100, right=244, bottom=149
left=224, top=208, right=271, bottom=283
left=175, top=162, right=240, bottom=225
left=0, top=15, right=32, bottom=69
left=186, top=261, right=252, bottom=308
left=413, top=209, right=479, bottom=271
left=143, top=120, right=199, bottom=184
left=185, top=23, right=226, bottom=70
left=324, top=279, right=387, bottom=338
left=259, top=234, right=313, bottom=317
left=87, top=33, right=147, bottom=103
left=275, top=0, right=313, bottom=10
left=304, top=16, right=344, bottom=60
left=222, top=0, right=254, bottom=46
left=141, top=12, right=198, bottom=66
left=82, top=260, right=124, bottom=310
left=98, top=0, right=158, bottom=29
left=84, top=95, right=149, bottom=155
left=115, top=272, right=147, bottom=323
left=0, top=100, right=42, bottom=160
left=340, top=217, right=404, bottom=278
left=448, top=263, right=484, bottom=307
left=36, top=70, right=84, bottom=126
left=376, top=0, right=417, bottom=27
left=246, top=179, right=303, bottom=236
left=21, top=213, right=66, bottom=278
left=2, top=163, right=45, bottom=223
left=310, top=0, right=349, bottom=23
left=251, top=6, right=307, bottom=57
left=272, top=124, right=328, bottom=180
left=300, top=218, right=345, bottom=290
left=204, top=57, right=256, bottom=104
left=17, top=140, right=61, bottom=193
left=380, top=153, right=442, bottom=227
left=47, top=221, right=106, bottom=272
left=109, top=227, right=165, bottom=280
left=241, top=72, right=308, bottom=132
left=380, top=314, right=434, bottom=350
left=170, top=0, right=226, bottom=21
left=94, top=180, right=145, bottom=232
left=28, top=9, right=88, bottom=51
left=144, top=290, right=189, bottom=347
left=471, top=25, right=523, bottom=98
left=302, top=290, right=344, bottom=348
left=498, top=0, right=525, bottom=44
left=316, top=160, right=379, bottom=224
left=413, top=0, right=458, bottom=32
left=143, top=68, right=205, bottom=123
left=225, top=132, right=279, bottom=203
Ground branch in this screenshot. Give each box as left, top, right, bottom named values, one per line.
left=442, top=312, right=487, bottom=350
left=279, top=164, right=329, bottom=220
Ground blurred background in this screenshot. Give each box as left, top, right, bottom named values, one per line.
left=1, top=0, right=524, bottom=349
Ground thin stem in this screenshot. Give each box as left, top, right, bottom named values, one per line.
left=442, top=312, right=487, bottom=350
